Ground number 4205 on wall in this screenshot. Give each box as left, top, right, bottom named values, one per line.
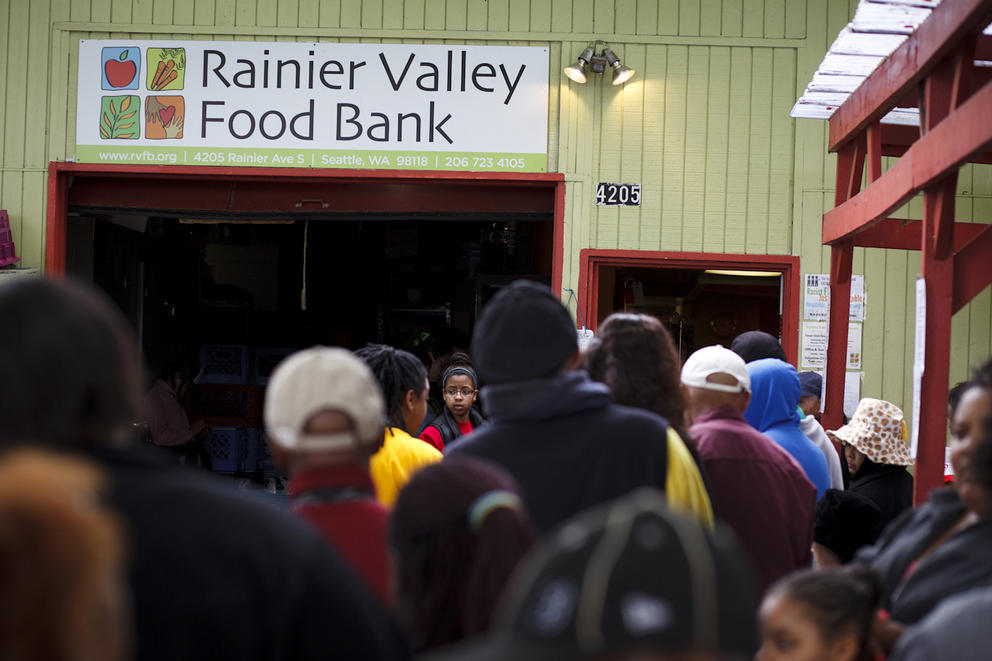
left=595, top=182, right=641, bottom=206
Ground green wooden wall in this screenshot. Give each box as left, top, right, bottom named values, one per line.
left=1, top=0, right=989, bottom=414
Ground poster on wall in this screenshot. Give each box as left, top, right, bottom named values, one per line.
left=76, top=40, right=549, bottom=172
left=800, top=321, right=863, bottom=370
left=803, top=273, right=865, bottom=321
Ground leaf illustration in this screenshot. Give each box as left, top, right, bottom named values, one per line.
left=102, top=112, right=112, bottom=130
left=120, top=110, right=136, bottom=120
left=120, top=96, right=131, bottom=112
left=109, top=98, right=117, bottom=115
left=119, top=122, right=134, bottom=129
left=100, top=126, right=110, bottom=138
left=118, top=133, right=134, bottom=138
left=121, top=49, right=129, bottom=60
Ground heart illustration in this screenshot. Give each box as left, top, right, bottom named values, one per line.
left=158, top=106, right=176, bottom=126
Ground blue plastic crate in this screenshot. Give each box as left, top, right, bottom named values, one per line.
left=199, top=345, right=249, bottom=385
left=204, top=426, right=249, bottom=473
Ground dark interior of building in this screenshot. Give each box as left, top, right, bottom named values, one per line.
left=597, top=265, right=783, bottom=360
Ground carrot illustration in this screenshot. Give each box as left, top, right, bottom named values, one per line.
left=154, top=60, right=176, bottom=90
left=150, top=60, right=165, bottom=89
left=156, top=70, right=178, bottom=90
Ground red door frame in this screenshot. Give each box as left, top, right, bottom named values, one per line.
left=45, top=162, right=567, bottom=296
left=577, top=249, right=801, bottom=364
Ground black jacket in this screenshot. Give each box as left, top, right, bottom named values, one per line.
left=849, top=459, right=914, bottom=532
left=430, top=404, right=486, bottom=447
left=81, top=445, right=406, bottom=661
left=446, top=371, right=669, bottom=533
left=855, top=487, right=992, bottom=625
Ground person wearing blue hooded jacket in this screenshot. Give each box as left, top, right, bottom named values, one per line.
left=744, top=358, right=830, bottom=499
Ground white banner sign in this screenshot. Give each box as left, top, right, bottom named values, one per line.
left=76, top=40, right=549, bottom=171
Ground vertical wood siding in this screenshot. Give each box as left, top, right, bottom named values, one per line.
left=1, top=0, right=990, bottom=414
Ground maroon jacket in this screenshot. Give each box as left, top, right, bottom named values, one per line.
left=289, top=465, right=391, bottom=605
left=691, top=406, right=816, bottom=590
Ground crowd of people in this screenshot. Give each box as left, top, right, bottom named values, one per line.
left=0, top=276, right=990, bottom=661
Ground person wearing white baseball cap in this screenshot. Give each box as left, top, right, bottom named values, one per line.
left=681, top=345, right=817, bottom=590
left=265, top=346, right=391, bottom=605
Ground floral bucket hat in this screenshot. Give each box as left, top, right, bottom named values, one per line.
left=826, top=398, right=913, bottom=466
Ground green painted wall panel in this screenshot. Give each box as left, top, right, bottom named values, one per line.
left=2, top=0, right=989, bottom=416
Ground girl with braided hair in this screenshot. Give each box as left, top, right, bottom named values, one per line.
left=419, top=352, right=487, bottom=452
left=356, top=344, right=442, bottom=507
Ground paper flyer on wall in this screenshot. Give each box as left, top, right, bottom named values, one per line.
left=800, top=321, right=863, bottom=370
left=816, top=369, right=862, bottom=419
left=803, top=273, right=865, bottom=321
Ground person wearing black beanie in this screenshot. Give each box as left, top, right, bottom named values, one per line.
left=813, top=488, right=883, bottom=567
left=445, top=280, right=713, bottom=534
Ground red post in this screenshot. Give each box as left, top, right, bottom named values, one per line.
left=915, top=178, right=956, bottom=503
left=45, top=163, right=69, bottom=278
left=823, top=242, right=853, bottom=431
left=822, top=137, right=864, bottom=431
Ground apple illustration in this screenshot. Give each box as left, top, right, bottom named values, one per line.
left=105, top=50, right=137, bottom=88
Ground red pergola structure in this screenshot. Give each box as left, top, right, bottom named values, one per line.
left=821, top=0, right=992, bottom=503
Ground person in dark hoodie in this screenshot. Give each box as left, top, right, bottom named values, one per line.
left=445, top=280, right=713, bottom=533
left=0, top=278, right=406, bottom=661
left=745, top=358, right=830, bottom=499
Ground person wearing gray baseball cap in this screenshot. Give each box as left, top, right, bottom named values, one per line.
left=265, top=346, right=391, bottom=605
left=681, top=345, right=816, bottom=591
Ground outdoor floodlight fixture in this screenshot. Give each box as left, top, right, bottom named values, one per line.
left=563, top=41, right=635, bottom=85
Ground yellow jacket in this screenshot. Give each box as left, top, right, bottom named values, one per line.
left=370, top=426, right=442, bottom=508
left=665, top=427, right=715, bottom=529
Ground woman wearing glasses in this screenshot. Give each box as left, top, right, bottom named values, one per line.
left=420, top=353, right=486, bottom=452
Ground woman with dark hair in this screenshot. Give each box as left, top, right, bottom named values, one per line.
left=855, top=357, right=992, bottom=652
left=356, top=344, right=442, bottom=507
left=419, top=352, right=486, bottom=452
left=389, top=455, right=536, bottom=651
left=582, top=313, right=690, bottom=439
left=582, top=313, right=714, bottom=522
left=758, top=567, right=882, bottom=661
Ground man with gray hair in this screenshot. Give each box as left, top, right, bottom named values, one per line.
left=681, top=345, right=816, bottom=590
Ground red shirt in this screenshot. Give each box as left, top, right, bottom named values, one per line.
left=691, top=406, right=816, bottom=591
left=289, top=465, right=391, bottom=605
left=419, top=420, right=474, bottom=452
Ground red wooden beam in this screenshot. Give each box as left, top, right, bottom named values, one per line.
left=867, top=123, right=883, bottom=182
left=835, top=136, right=866, bottom=208
left=45, top=163, right=68, bottom=277
left=822, top=242, right=853, bottom=432
left=853, top=219, right=989, bottom=251
left=50, top=161, right=563, bottom=185
left=915, top=192, right=957, bottom=503
left=823, top=78, right=992, bottom=245
left=551, top=181, right=565, bottom=299
left=952, top=225, right=992, bottom=313
left=828, top=0, right=992, bottom=152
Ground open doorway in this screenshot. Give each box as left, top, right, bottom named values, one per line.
left=577, top=249, right=800, bottom=363
left=50, top=163, right=563, bottom=474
